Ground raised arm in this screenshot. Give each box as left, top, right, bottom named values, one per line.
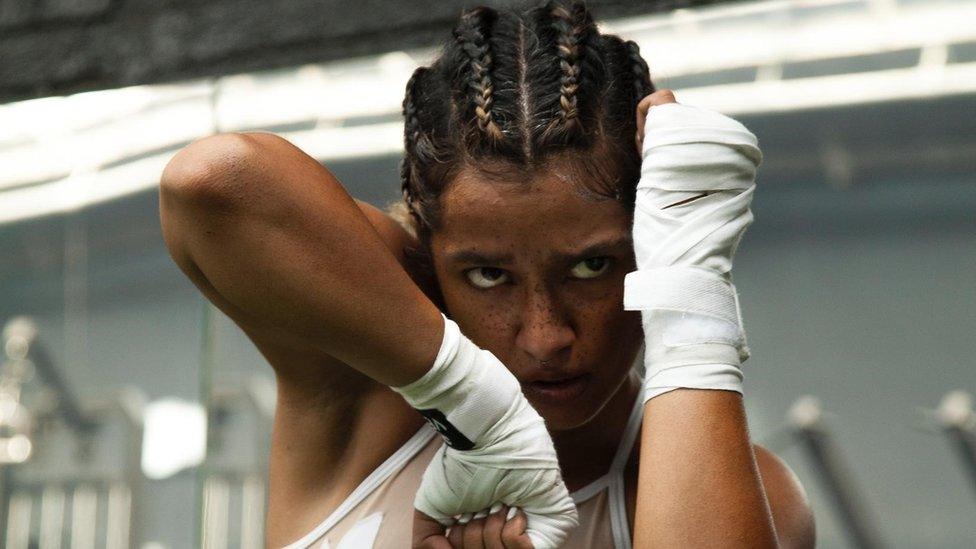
left=160, top=131, right=444, bottom=387
left=159, top=131, right=578, bottom=548
left=630, top=91, right=814, bottom=548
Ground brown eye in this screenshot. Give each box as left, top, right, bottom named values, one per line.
left=570, top=257, right=611, bottom=279
left=465, top=267, right=509, bottom=289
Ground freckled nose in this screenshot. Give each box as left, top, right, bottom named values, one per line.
left=515, top=291, right=575, bottom=363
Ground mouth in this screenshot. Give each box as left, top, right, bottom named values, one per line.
left=522, top=374, right=591, bottom=406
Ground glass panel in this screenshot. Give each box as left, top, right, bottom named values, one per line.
left=0, top=214, right=69, bottom=545
left=0, top=182, right=208, bottom=546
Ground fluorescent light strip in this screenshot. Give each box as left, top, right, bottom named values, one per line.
left=679, top=61, right=976, bottom=114
left=614, top=1, right=976, bottom=77
left=7, top=59, right=976, bottom=225
left=0, top=82, right=214, bottom=192
left=0, top=123, right=405, bottom=224
left=3, top=0, right=976, bottom=224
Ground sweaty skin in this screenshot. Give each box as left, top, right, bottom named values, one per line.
left=425, top=91, right=815, bottom=548
left=158, top=89, right=813, bottom=548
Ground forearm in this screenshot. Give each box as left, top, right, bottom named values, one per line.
left=159, top=131, right=441, bottom=387
left=629, top=93, right=778, bottom=547
left=634, top=389, right=777, bottom=547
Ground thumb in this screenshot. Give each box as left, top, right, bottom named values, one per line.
left=412, top=509, right=453, bottom=549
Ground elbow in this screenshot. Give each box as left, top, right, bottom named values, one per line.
left=160, top=131, right=261, bottom=210
left=158, top=132, right=264, bottom=270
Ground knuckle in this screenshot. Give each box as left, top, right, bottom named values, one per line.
left=485, top=514, right=505, bottom=528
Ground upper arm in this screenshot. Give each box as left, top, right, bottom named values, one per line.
left=161, top=132, right=433, bottom=542
left=355, top=198, right=443, bottom=310
left=160, top=131, right=436, bottom=382
left=754, top=444, right=816, bottom=549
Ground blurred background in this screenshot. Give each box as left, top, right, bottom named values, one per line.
left=1, top=0, right=974, bottom=547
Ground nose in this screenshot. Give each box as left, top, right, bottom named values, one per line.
left=514, top=285, right=575, bottom=364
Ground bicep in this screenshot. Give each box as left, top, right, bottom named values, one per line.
left=754, top=444, right=816, bottom=549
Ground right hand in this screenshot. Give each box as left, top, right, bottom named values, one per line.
left=410, top=391, right=577, bottom=549
left=393, top=317, right=578, bottom=548
left=414, top=505, right=533, bottom=549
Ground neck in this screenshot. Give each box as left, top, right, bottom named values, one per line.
left=551, top=369, right=641, bottom=492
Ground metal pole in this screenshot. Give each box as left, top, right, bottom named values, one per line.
left=202, top=476, right=230, bottom=549
left=789, top=396, right=886, bottom=549
left=70, top=484, right=98, bottom=549
left=105, top=482, right=132, bottom=549
left=39, top=485, right=66, bottom=549
left=935, top=390, right=976, bottom=498
left=5, top=491, right=32, bottom=549
left=240, top=475, right=265, bottom=549
left=3, top=318, right=95, bottom=434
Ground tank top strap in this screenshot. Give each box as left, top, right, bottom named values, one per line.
left=611, top=344, right=646, bottom=473
left=607, top=343, right=646, bottom=548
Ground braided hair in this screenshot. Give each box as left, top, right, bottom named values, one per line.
left=398, top=0, right=654, bottom=246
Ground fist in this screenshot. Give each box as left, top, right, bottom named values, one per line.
left=413, top=505, right=533, bottom=549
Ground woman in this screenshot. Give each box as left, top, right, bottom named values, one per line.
left=159, top=1, right=815, bottom=547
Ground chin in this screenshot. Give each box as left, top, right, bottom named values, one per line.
left=529, top=396, right=603, bottom=433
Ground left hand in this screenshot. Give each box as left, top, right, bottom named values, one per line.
left=635, top=89, right=678, bottom=152
left=625, top=89, right=763, bottom=401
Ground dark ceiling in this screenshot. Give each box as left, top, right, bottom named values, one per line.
left=0, top=0, right=730, bottom=103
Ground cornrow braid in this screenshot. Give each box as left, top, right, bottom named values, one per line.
left=401, top=67, right=433, bottom=227
left=453, top=7, right=505, bottom=145
left=551, top=2, right=583, bottom=124
left=539, top=0, right=604, bottom=144
left=393, top=1, right=656, bottom=241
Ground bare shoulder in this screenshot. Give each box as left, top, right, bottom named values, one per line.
left=753, top=444, right=816, bottom=549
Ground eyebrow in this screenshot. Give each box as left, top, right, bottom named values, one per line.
left=445, top=236, right=632, bottom=266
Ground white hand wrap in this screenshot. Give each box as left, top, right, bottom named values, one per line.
left=392, top=314, right=578, bottom=549
left=624, top=103, right=762, bottom=403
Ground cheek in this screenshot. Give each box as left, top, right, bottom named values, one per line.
left=563, top=273, right=627, bottom=323
left=561, top=279, right=643, bottom=366
left=436, top=274, right=518, bottom=348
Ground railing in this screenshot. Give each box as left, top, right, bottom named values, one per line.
left=1, top=317, right=144, bottom=549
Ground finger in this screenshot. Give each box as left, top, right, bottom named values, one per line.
left=413, top=509, right=453, bottom=549
left=447, top=520, right=464, bottom=548
left=501, top=508, right=533, bottom=549
left=636, top=89, right=679, bottom=152
left=648, top=88, right=678, bottom=107
left=483, top=504, right=507, bottom=549
left=462, top=512, right=488, bottom=549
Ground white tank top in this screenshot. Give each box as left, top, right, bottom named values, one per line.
left=283, top=378, right=646, bottom=549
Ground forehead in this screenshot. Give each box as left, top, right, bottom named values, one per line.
left=433, top=166, right=630, bottom=255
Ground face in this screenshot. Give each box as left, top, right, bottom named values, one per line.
left=429, top=163, right=644, bottom=432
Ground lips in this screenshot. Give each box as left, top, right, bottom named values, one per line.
left=523, top=369, right=584, bottom=384
left=522, top=374, right=591, bottom=406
